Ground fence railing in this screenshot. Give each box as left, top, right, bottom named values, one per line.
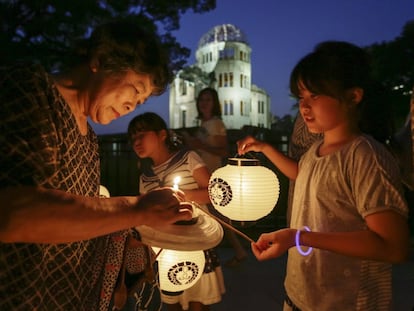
left=98, top=128, right=290, bottom=230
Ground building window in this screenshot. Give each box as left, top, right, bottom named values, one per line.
left=219, top=48, right=235, bottom=60
left=219, top=74, right=223, bottom=87
left=219, top=50, right=224, bottom=59
left=240, top=51, right=248, bottom=61
left=223, top=100, right=233, bottom=115
left=229, top=72, right=233, bottom=87
left=240, top=74, right=248, bottom=88
left=240, top=100, right=244, bottom=116
left=182, top=81, right=187, bottom=95
left=224, top=73, right=228, bottom=87
left=182, top=110, right=186, bottom=128
left=257, top=101, right=265, bottom=114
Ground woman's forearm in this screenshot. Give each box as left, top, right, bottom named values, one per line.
left=0, top=186, right=139, bottom=243
left=0, top=186, right=191, bottom=244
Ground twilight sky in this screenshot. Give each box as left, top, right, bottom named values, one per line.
left=92, top=0, right=414, bottom=135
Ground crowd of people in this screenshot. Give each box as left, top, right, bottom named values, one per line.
left=1, top=16, right=412, bottom=311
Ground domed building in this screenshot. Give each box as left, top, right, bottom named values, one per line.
left=169, top=24, right=272, bottom=130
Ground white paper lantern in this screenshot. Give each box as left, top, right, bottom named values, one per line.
left=153, top=247, right=205, bottom=292
left=99, top=185, right=110, bottom=198
left=208, top=158, right=280, bottom=221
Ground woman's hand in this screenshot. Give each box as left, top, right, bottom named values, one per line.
left=135, top=187, right=193, bottom=228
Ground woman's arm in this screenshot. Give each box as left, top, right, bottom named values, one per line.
left=186, top=135, right=228, bottom=157
left=200, top=134, right=229, bottom=157
left=0, top=186, right=192, bottom=244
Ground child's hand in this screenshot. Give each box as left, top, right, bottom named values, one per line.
left=237, top=135, right=264, bottom=155
left=251, top=228, right=296, bottom=261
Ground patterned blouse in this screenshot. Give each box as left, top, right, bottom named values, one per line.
left=0, top=64, right=125, bottom=310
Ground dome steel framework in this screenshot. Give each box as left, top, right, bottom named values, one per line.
left=198, top=24, right=249, bottom=48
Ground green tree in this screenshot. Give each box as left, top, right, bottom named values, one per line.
left=0, top=0, right=216, bottom=71
left=368, top=20, right=414, bottom=127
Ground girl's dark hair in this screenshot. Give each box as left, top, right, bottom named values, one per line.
left=196, top=87, right=222, bottom=119
left=64, top=19, right=173, bottom=96
left=127, top=112, right=181, bottom=152
left=289, top=40, right=394, bottom=144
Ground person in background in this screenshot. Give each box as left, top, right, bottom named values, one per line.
left=128, top=112, right=225, bottom=311
left=184, top=87, right=228, bottom=171
left=184, top=87, right=248, bottom=267
left=238, top=41, right=410, bottom=311
left=0, top=19, right=192, bottom=311
left=392, top=84, right=414, bottom=235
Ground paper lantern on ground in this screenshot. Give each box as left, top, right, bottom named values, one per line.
left=208, top=157, right=280, bottom=221
left=153, top=247, right=205, bottom=292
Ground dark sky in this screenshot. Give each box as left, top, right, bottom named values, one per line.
left=92, top=0, right=414, bottom=135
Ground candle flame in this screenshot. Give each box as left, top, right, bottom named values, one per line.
left=173, top=176, right=181, bottom=190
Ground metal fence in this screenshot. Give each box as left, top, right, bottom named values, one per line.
left=98, top=128, right=290, bottom=230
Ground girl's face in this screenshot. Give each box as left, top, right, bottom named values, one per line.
left=197, top=92, right=214, bottom=119
left=130, top=130, right=166, bottom=159
left=297, top=82, right=349, bottom=134
left=86, top=70, right=154, bottom=125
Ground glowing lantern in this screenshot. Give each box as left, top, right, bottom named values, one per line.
left=208, top=158, right=280, bottom=221
left=99, top=185, right=110, bottom=198
left=152, top=247, right=205, bottom=292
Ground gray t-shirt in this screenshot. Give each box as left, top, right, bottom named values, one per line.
left=286, top=134, right=408, bottom=311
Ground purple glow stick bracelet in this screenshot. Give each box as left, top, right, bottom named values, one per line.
left=295, top=226, right=313, bottom=256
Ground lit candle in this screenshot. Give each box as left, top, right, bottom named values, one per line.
left=173, top=176, right=181, bottom=190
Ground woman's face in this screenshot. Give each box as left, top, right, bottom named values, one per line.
left=87, top=70, right=154, bottom=125
left=197, top=92, right=214, bottom=119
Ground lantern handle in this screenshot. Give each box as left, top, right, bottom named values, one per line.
left=191, top=201, right=255, bottom=244
left=233, top=151, right=258, bottom=159
left=153, top=247, right=163, bottom=262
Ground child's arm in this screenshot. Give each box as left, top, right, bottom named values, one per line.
left=182, top=166, right=212, bottom=204
left=252, top=210, right=410, bottom=263
left=237, top=135, right=299, bottom=180
left=299, top=210, right=409, bottom=263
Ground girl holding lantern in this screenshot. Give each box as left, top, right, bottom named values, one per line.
left=127, top=112, right=225, bottom=311
left=237, top=41, right=409, bottom=311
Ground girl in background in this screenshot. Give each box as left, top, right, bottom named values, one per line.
left=238, top=41, right=409, bottom=311
left=184, top=87, right=228, bottom=172
left=128, top=112, right=225, bottom=311
left=184, top=87, right=248, bottom=266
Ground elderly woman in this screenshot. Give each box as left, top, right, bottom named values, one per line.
left=0, top=19, right=192, bottom=310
